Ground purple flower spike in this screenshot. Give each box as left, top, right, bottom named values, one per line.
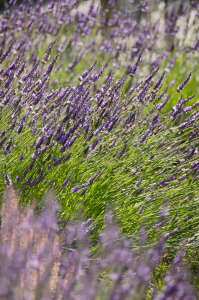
left=16, top=60, right=27, bottom=77
left=5, top=138, right=13, bottom=152
left=0, top=40, right=14, bottom=63
left=42, top=40, right=56, bottom=65
left=17, top=124, right=23, bottom=134
left=19, top=154, right=24, bottom=161
left=71, top=185, right=80, bottom=193
left=130, top=52, right=142, bottom=77
left=177, top=72, right=192, bottom=93
left=4, top=171, right=11, bottom=187
left=81, top=188, right=87, bottom=196
left=15, top=174, right=20, bottom=182
left=45, top=54, right=59, bottom=75
left=36, top=137, right=44, bottom=149
left=0, top=137, right=6, bottom=149
left=154, top=71, right=165, bottom=90
left=61, top=178, right=69, bottom=189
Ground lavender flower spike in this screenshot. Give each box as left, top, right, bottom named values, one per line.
left=177, top=72, right=192, bottom=93
left=0, top=40, right=14, bottom=63
left=4, top=171, right=11, bottom=187
left=42, top=40, right=56, bottom=64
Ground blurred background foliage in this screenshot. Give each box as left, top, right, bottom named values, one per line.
left=0, top=0, right=191, bottom=15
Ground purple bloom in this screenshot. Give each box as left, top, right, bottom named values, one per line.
left=145, top=68, right=159, bottom=84
left=140, top=129, right=151, bottom=143
left=49, top=180, right=55, bottom=188
left=36, top=137, right=44, bottom=149
left=0, top=137, right=6, bottom=149
left=5, top=138, right=13, bottom=152
left=45, top=54, right=59, bottom=75
left=29, top=162, right=35, bottom=171
left=15, top=174, right=20, bottom=182
left=87, top=170, right=101, bottom=186
left=81, top=188, right=87, bottom=196
left=156, top=95, right=171, bottom=111
left=0, top=40, right=14, bottom=63
left=135, top=190, right=142, bottom=194
left=19, top=153, right=24, bottom=161
left=42, top=41, right=56, bottom=64
left=4, top=171, right=11, bottom=187
left=31, top=178, right=42, bottom=186
left=53, top=157, right=62, bottom=166
left=154, top=71, right=165, bottom=90
left=61, top=178, right=70, bottom=189
left=17, top=124, right=23, bottom=134
left=71, top=185, right=80, bottom=193
left=177, top=72, right=192, bottom=93
left=130, top=52, right=142, bottom=77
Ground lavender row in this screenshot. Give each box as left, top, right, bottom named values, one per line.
left=0, top=0, right=199, bottom=255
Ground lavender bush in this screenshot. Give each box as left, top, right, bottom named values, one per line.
left=0, top=0, right=199, bottom=292
left=0, top=185, right=197, bottom=299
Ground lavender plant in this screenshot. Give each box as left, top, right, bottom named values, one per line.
left=0, top=0, right=199, bottom=282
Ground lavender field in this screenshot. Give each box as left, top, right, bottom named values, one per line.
left=0, top=0, right=199, bottom=298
